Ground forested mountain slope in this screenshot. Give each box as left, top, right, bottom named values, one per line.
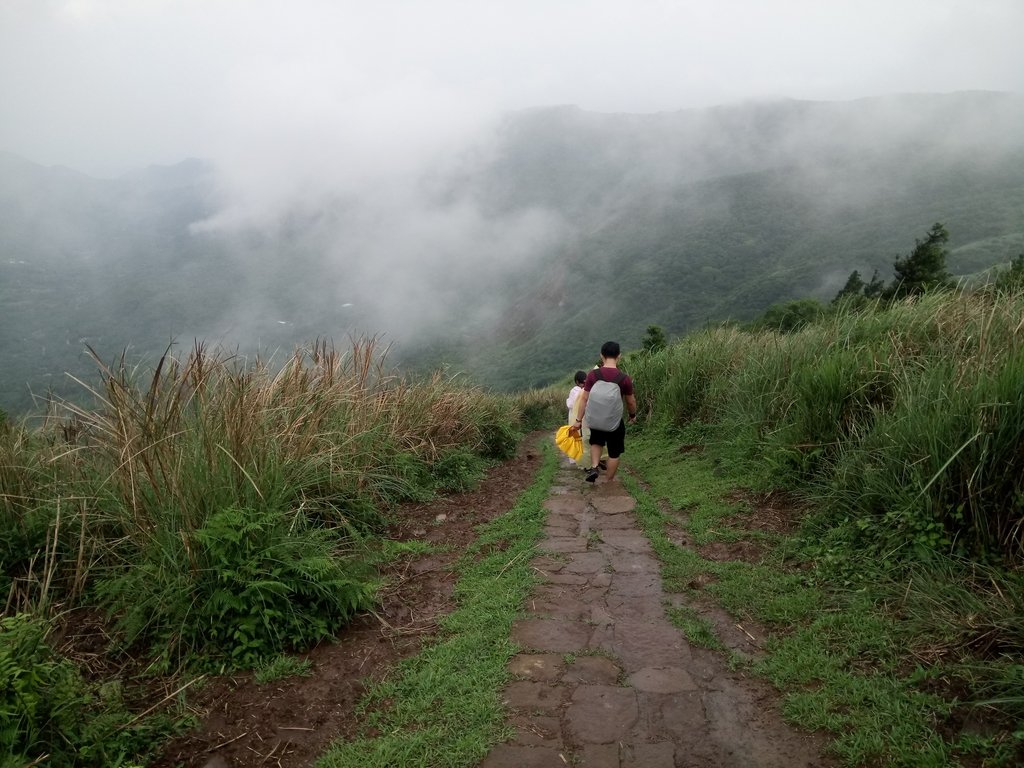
left=3, top=92, right=1024, bottom=408
left=444, top=92, right=1024, bottom=387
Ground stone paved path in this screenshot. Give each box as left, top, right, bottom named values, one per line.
left=480, top=460, right=832, bottom=768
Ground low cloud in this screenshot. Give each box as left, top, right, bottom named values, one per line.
left=187, top=76, right=569, bottom=345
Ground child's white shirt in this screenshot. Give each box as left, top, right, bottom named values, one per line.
left=566, top=385, right=583, bottom=420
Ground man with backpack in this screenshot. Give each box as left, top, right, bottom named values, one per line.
left=572, top=341, right=637, bottom=483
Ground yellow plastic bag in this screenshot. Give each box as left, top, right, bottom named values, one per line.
left=554, top=424, right=583, bottom=462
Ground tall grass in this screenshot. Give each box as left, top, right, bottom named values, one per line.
left=1, top=410, right=84, bottom=614
left=2, top=337, right=523, bottom=665
left=628, top=288, right=1024, bottom=759
left=512, top=383, right=569, bottom=430
left=630, top=288, right=1024, bottom=564
left=0, top=336, right=528, bottom=764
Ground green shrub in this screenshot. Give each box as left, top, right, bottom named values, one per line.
left=0, top=506, right=54, bottom=607
left=1, top=613, right=85, bottom=763
left=96, top=506, right=376, bottom=668
left=430, top=448, right=488, bottom=493
left=462, top=394, right=521, bottom=461
left=754, top=297, right=827, bottom=332
left=0, top=613, right=171, bottom=767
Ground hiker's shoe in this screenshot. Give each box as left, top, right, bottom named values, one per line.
left=585, top=469, right=599, bottom=483
left=598, top=460, right=608, bottom=470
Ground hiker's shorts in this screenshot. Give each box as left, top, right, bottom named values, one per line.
left=589, top=420, right=625, bottom=458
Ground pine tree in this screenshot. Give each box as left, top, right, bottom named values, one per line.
left=863, top=269, right=886, bottom=299
left=642, top=324, right=667, bottom=353
left=832, top=270, right=865, bottom=304
left=886, top=223, right=952, bottom=300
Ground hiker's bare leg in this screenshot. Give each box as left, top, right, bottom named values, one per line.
left=604, top=457, right=620, bottom=481
left=590, top=444, right=603, bottom=471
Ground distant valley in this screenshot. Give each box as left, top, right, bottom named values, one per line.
left=3, top=91, right=1024, bottom=412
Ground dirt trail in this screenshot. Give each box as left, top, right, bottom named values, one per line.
left=482, top=459, right=834, bottom=768
left=156, top=439, right=545, bottom=768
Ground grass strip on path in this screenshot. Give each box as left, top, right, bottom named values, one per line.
left=316, top=442, right=558, bottom=768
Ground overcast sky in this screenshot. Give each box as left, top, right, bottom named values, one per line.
left=1, top=0, right=1022, bottom=176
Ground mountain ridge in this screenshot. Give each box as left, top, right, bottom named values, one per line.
left=3, top=92, right=1024, bottom=408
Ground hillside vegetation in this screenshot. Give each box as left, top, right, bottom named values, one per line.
left=630, top=287, right=1024, bottom=561
left=623, top=283, right=1024, bottom=764
left=3, top=282, right=1024, bottom=764
left=4, top=92, right=1024, bottom=765
left=0, top=338, right=525, bottom=766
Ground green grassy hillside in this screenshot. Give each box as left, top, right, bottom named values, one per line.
left=622, top=285, right=1024, bottom=765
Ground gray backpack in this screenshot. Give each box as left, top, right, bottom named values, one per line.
left=586, top=370, right=626, bottom=431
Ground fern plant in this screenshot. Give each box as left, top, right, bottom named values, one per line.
left=0, top=613, right=81, bottom=762
left=97, top=505, right=376, bottom=667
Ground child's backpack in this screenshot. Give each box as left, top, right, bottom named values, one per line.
left=586, top=370, right=626, bottom=431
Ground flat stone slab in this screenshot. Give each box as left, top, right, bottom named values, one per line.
left=603, top=594, right=664, bottom=623
left=564, top=551, right=608, bottom=574
left=595, top=483, right=633, bottom=497
left=649, top=690, right=709, bottom=740
left=608, top=573, right=662, bottom=597
left=591, top=496, right=636, bottom=515
left=562, top=655, right=622, bottom=685
left=503, top=681, right=568, bottom=710
left=575, top=585, right=611, bottom=604
left=600, top=530, right=654, bottom=553
left=531, top=555, right=566, bottom=573
left=578, top=743, right=619, bottom=768
left=547, top=484, right=576, bottom=496
left=607, top=551, right=661, bottom=574
left=627, top=666, right=697, bottom=693
left=482, top=745, right=569, bottom=768
left=588, top=624, right=615, bottom=653
left=589, top=572, right=613, bottom=588
left=566, top=685, right=638, bottom=743
left=592, top=513, right=636, bottom=530
left=513, top=618, right=592, bottom=653
left=621, top=741, right=675, bottom=767
left=590, top=604, right=615, bottom=627
left=544, top=497, right=587, bottom=515
left=509, top=714, right=562, bottom=746
left=541, top=572, right=590, bottom=586
left=528, top=594, right=590, bottom=621
left=508, top=654, right=564, bottom=682
left=610, top=622, right=690, bottom=671
left=530, top=583, right=578, bottom=601
left=547, top=513, right=581, bottom=530
left=538, top=537, right=589, bottom=554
